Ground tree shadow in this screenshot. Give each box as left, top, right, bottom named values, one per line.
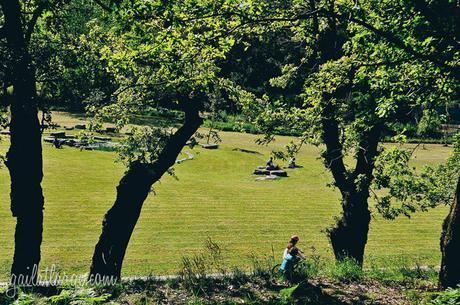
left=289, top=282, right=350, bottom=305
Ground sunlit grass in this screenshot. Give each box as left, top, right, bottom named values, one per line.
left=0, top=113, right=453, bottom=280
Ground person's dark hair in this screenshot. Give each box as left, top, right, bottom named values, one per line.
left=290, top=247, right=299, bottom=256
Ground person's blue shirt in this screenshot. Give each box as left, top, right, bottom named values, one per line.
left=280, top=253, right=298, bottom=272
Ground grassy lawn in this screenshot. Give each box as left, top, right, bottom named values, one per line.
left=0, top=113, right=453, bottom=280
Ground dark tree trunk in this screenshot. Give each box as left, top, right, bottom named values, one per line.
left=439, top=177, right=460, bottom=289
left=321, top=96, right=381, bottom=265
left=1, top=0, right=44, bottom=284
left=330, top=125, right=381, bottom=265
left=329, top=191, right=371, bottom=265
left=88, top=162, right=155, bottom=282
left=89, top=108, right=203, bottom=282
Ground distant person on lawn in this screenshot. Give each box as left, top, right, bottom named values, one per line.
left=266, top=156, right=277, bottom=170
left=53, top=137, right=63, bottom=149
left=288, top=157, right=296, bottom=168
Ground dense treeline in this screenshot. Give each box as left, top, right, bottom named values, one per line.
left=0, top=0, right=459, bottom=290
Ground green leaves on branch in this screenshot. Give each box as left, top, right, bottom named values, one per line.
left=84, top=0, right=248, bottom=166
left=118, top=127, right=172, bottom=166
left=373, top=136, right=460, bottom=220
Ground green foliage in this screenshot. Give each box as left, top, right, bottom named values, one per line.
left=249, top=254, right=275, bottom=280
left=233, top=0, right=458, bottom=227
left=203, top=119, right=259, bottom=134
left=366, top=264, right=438, bottom=285
left=15, top=292, right=38, bottom=305
left=32, top=0, right=116, bottom=111
left=47, top=288, right=110, bottom=305
left=430, top=287, right=460, bottom=305
left=179, top=238, right=225, bottom=295
left=81, top=0, right=244, bottom=167
left=399, top=264, right=437, bottom=282
left=117, top=127, right=172, bottom=166
left=279, top=284, right=300, bottom=304
left=373, top=134, right=460, bottom=219
left=326, top=258, right=364, bottom=283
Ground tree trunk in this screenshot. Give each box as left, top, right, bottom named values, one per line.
left=88, top=162, right=154, bottom=281
left=1, top=0, right=44, bottom=284
left=321, top=100, right=380, bottom=265
left=89, top=108, right=203, bottom=282
left=439, top=177, right=460, bottom=289
left=329, top=191, right=371, bottom=265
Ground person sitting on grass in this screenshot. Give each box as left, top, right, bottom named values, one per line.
left=288, top=157, right=296, bottom=168
left=283, top=235, right=306, bottom=260
left=53, top=137, right=63, bottom=149
left=266, top=156, right=277, bottom=170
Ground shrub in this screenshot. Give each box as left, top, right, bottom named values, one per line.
left=279, top=284, right=300, bottom=304
left=326, top=258, right=364, bottom=282
left=399, top=263, right=438, bottom=282
left=249, top=254, right=274, bottom=280
left=430, top=287, right=460, bottom=305
left=178, top=238, right=225, bottom=295
left=47, top=288, right=111, bottom=305
left=179, top=253, right=210, bottom=295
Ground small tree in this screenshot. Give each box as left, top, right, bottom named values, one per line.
left=372, top=135, right=459, bottom=288
left=86, top=0, right=238, bottom=281
left=234, top=0, right=457, bottom=264
left=1, top=0, right=47, bottom=283
left=0, top=0, right=114, bottom=283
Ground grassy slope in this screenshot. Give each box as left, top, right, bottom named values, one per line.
left=0, top=113, right=452, bottom=279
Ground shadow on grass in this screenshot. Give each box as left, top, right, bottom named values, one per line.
left=96, top=276, right=352, bottom=305
left=57, top=111, right=183, bottom=128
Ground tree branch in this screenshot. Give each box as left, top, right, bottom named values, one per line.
left=146, top=103, right=203, bottom=182
left=24, top=3, right=46, bottom=44
left=353, top=123, right=382, bottom=182
left=411, top=0, right=460, bottom=52
left=93, top=0, right=113, bottom=12
left=313, top=9, right=460, bottom=77
left=321, top=99, right=350, bottom=193
left=235, top=6, right=459, bottom=76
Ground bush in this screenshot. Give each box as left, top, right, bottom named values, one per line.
left=399, top=263, right=437, bottom=282
left=364, top=256, right=439, bottom=284
left=178, top=238, right=225, bottom=295
left=47, top=288, right=111, bottom=305
left=249, top=254, right=274, bottom=280
left=430, top=287, right=460, bottom=305
left=326, top=258, right=364, bottom=282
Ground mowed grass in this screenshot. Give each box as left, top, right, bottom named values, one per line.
left=0, top=115, right=453, bottom=280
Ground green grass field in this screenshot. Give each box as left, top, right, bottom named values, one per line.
left=0, top=113, right=453, bottom=280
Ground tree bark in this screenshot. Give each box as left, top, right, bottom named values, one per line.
left=1, top=0, right=44, bottom=284
left=89, top=107, right=203, bottom=282
left=322, top=98, right=381, bottom=265
left=328, top=124, right=380, bottom=265
left=329, top=191, right=371, bottom=265
left=439, top=177, right=460, bottom=289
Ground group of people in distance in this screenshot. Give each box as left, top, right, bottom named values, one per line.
left=266, top=157, right=298, bottom=170
left=279, top=235, right=306, bottom=280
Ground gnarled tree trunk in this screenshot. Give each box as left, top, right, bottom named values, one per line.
left=1, top=0, right=44, bottom=284
left=329, top=190, right=372, bottom=265
left=328, top=125, right=380, bottom=265
left=439, top=177, right=460, bottom=289
left=322, top=98, right=381, bottom=265
left=89, top=108, right=203, bottom=282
